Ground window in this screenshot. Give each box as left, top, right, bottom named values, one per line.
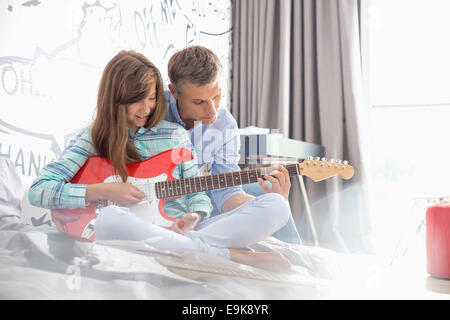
left=365, top=0, right=450, bottom=254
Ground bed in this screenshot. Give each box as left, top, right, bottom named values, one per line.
left=0, top=156, right=377, bottom=300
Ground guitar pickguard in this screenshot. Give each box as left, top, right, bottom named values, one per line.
left=102, top=173, right=172, bottom=227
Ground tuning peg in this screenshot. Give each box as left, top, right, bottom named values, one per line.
left=321, top=157, right=327, bottom=161
left=314, top=157, right=320, bottom=160
left=307, top=156, right=314, bottom=160
left=336, top=159, right=342, bottom=164
left=343, top=160, right=349, bottom=165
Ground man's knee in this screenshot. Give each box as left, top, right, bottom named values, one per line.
left=257, top=193, right=291, bottom=226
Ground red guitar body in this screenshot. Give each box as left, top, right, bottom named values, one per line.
left=63, top=148, right=193, bottom=241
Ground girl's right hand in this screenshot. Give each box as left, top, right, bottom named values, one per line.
left=103, top=182, right=146, bottom=205
left=86, top=182, right=146, bottom=206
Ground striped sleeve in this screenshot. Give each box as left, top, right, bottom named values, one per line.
left=28, top=128, right=96, bottom=209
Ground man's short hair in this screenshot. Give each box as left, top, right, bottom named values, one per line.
left=168, top=45, right=222, bottom=92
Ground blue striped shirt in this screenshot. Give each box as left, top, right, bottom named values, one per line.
left=28, top=120, right=213, bottom=219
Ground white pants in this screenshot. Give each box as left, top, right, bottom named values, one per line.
left=95, top=193, right=290, bottom=259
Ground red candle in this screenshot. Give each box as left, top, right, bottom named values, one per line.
left=426, top=202, right=450, bottom=279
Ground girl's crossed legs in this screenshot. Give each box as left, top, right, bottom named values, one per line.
left=95, top=193, right=292, bottom=271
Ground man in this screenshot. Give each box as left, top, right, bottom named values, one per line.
left=163, top=45, right=300, bottom=243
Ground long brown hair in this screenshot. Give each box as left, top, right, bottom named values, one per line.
left=91, top=50, right=166, bottom=182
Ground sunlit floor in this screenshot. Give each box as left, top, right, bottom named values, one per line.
left=347, top=190, right=449, bottom=299
left=370, top=242, right=449, bottom=299
left=331, top=224, right=450, bottom=299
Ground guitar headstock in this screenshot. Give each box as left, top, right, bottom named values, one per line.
left=299, top=157, right=354, bottom=182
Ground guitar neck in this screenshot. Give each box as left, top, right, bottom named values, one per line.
left=154, top=163, right=300, bottom=199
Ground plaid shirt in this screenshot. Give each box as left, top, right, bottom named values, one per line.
left=28, top=120, right=213, bottom=219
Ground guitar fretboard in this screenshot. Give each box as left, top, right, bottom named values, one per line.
left=154, top=163, right=300, bottom=199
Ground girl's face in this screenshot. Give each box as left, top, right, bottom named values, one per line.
left=126, top=82, right=157, bottom=134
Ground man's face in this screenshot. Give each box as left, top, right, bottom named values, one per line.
left=170, top=81, right=222, bottom=129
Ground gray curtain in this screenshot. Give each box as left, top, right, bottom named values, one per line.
left=232, top=0, right=372, bottom=253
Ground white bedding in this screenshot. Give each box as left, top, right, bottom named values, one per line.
left=0, top=156, right=377, bottom=300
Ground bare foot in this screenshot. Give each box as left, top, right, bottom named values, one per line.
left=229, top=248, right=292, bottom=272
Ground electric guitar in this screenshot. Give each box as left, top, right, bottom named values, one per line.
left=21, top=148, right=354, bottom=241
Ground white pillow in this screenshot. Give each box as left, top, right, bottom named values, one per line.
left=0, top=156, right=24, bottom=218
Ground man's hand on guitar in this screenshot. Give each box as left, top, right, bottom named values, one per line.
left=170, top=212, right=201, bottom=235
left=257, top=165, right=291, bottom=200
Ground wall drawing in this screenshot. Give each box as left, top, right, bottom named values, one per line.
left=0, top=0, right=232, bottom=186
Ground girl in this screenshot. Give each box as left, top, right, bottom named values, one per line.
left=29, top=50, right=291, bottom=272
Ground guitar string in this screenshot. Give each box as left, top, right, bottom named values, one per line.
left=95, top=161, right=348, bottom=207
left=96, top=164, right=302, bottom=206
left=154, top=164, right=300, bottom=198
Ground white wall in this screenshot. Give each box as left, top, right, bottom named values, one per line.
left=0, top=0, right=232, bottom=187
